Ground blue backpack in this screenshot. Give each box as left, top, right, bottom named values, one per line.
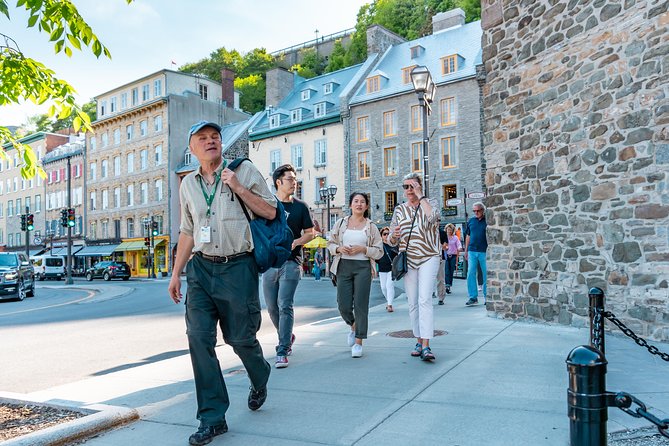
left=228, top=158, right=293, bottom=273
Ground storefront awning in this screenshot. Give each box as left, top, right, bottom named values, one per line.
left=47, top=246, right=84, bottom=256
left=75, top=244, right=120, bottom=257
left=115, top=240, right=148, bottom=252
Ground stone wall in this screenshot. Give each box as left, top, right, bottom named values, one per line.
left=481, top=0, right=669, bottom=340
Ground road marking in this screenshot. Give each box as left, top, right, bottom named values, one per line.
left=0, top=290, right=97, bottom=316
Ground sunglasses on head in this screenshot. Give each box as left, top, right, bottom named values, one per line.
left=402, top=184, right=414, bottom=190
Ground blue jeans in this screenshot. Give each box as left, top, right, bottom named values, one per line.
left=467, top=251, right=487, bottom=300
left=262, top=260, right=301, bottom=356
left=314, top=264, right=321, bottom=280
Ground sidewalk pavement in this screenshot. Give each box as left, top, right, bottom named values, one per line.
left=5, top=278, right=669, bottom=445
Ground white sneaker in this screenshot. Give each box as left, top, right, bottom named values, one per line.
left=478, top=285, right=483, bottom=292
left=347, top=330, right=356, bottom=347
left=351, top=344, right=363, bottom=358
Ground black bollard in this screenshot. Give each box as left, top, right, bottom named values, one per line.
left=566, top=345, right=611, bottom=446
left=589, top=287, right=606, bottom=355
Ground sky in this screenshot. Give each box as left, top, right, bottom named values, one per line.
left=0, top=0, right=369, bottom=127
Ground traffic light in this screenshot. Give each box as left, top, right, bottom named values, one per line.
left=151, top=221, right=158, bottom=236
left=67, top=208, right=76, bottom=227
left=26, top=213, right=34, bottom=231
left=144, top=236, right=151, bottom=247
left=60, top=209, right=68, bottom=227
left=20, top=214, right=27, bottom=231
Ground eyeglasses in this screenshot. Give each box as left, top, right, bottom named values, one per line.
left=381, top=232, right=389, bottom=236
left=473, top=209, right=483, bottom=213
left=402, top=184, right=414, bottom=190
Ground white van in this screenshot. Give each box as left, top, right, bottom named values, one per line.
left=31, top=255, right=65, bottom=281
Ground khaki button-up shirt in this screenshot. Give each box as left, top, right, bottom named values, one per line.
left=179, top=159, right=277, bottom=256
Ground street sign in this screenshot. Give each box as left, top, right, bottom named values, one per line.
left=441, top=206, right=458, bottom=217
left=467, top=192, right=486, bottom=199
left=446, top=198, right=462, bottom=206
left=33, top=236, right=42, bottom=245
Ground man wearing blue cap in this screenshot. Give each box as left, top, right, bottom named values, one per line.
left=168, top=121, right=276, bottom=445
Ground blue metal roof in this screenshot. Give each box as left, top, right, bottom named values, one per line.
left=350, top=21, right=482, bottom=105
left=250, top=64, right=364, bottom=136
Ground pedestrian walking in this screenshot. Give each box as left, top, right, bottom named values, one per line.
left=313, top=250, right=323, bottom=281
left=168, top=121, right=276, bottom=446
left=377, top=227, right=398, bottom=312
left=433, top=226, right=447, bottom=303
left=464, top=202, right=488, bottom=306
left=443, top=223, right=462, bottom=302
left=389, top=173, right=440, bottom=361
left=328, top=192, right=383, bottom=358
left=262, top=164, right=315, bottom=369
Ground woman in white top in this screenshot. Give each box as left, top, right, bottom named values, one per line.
left=328, top=192, right=383, bottom=358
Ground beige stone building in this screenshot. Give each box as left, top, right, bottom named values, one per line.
left=88, top=69, right=249, bottom=276
left=0, top=132, right=69, bottom=254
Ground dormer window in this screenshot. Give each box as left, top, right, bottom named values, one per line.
left=314, top=102, right=327, bottom=118
left=301, top=90, right=311, bottom=101
left=324, top=83, right=333, bottom=95
left=441, top=54, right=458, bottom=75
left=269, top=114, right=280, bottom=129
left=366, top=76, right=380, bottom=94
left=291, top=109, right=302, bottom=123
left=410, top=45, right=424, bottom=59
left=184, top=149, right=192, bottom=165
left=402, top=65, right=417, bottom=84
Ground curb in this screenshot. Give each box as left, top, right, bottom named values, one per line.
left=0, top=394, right=139, bottom=446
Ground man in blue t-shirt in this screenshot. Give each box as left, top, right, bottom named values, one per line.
left=262, top=164, right=314, bottom=369
left=464, top=202, right=488, bottom=306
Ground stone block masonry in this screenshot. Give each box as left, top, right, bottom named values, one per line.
left=481, top=0, right=669, bottom=340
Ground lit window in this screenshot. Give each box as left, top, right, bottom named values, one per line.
left=385, top=191, right=397, bottom=213
left=383, top=110, right=397, bottom=137
left=441, top=55, right=458, bottom=75
left=384, top=147, right=397, bottom=176
left=411, top=142, right=423, bottom=172
left=357, top=151, right=370, bottom=179
left=441, top=136, right=457, bottom=168
left=356, top=116, right=370, bottom=142
left=442, top=184, right=457, bottom=209
left=366, top=76, right=380, bottom=94
left=441, top=97, right=456, bottom=126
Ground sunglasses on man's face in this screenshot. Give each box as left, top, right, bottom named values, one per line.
left=473, top=209, right=483, bottom=213
left=402, top=184, right=414, bottom=190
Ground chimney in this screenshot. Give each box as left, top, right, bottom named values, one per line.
left=265, top=67, right=294, bottom=108
left=220, top=68, right=235, bottom=108
left=432, top=8, right=465, bottom=33
left=366, top=25, right=405, bottom=56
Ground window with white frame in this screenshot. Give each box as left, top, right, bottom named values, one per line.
left=0, top=181, right=3, bottom=195
left=142, top=84, right=150, bottom=101
left=199, top=84, right=208, bottom=100
left=324, top=83, right=333, bottom=94
left=315, top=177, right=326, bottom=202
left=114, top=187, right=120, bottom=208
left=154, top=115, right=163, bottom=132
left=100, top=100, right=107, bottom=116
left=291, top=144, right=303, bottom=169
left=140, top=182, right=148, bottom=204
left=314, top=102, right=326, bottom=118
left=127, top=184, right=134, bottom=206
left=74, top=187, right=83, bottom=206
left=126, top=124, right=133, bottom=140
left=15, top=198, right=21, bottom=215
left=101, top=220, right=109, bottom=238
left=114, top=156, right=121, bottom=176
left=270, top=150, right=281, bottom=173
left=74, top=164, right=81, bottom=178
left=90, top=191, right=96, bottom=210
left=131, top=88, right=138, bottom=105
left=127, top=218, right=134, bottom=238
left=290, top=109, right=302, bottom=123
left=314, top=139, right=327, bottom=166
left=155, top=179, right=163, bottom=201
left=154, top=79, right=162, bottom=97
left=7, top=200, right=12, bottom=217
left=102, top=189, right=108, bottom=209
left=13, top=177, right=17, bottom=191
left=90, top=162, right=96, bottom=180
left=140, top=149, right=148, bottom=170
left=301, top=90, right=311, bottom=101
left=101, top=159, right=108, bottom=178
left=110, top=97, right=117, bottom=113
left=184, top=150, right=191, bottom=165
left=0, top=206, right=3, bottom=218
left=35, top=195, right=41, bottom=212
left=101, top=132, right=108, bottom=147
left=25, top=196, right=30, bottom=211
left=120, top=92, right=128, bottom=109
left=90, top=136, right=96, bottom=151
left=140, top=120, right=147, bottom=136
left=269, top=114, right=280, bottom=129
left=154, top=145, right=162, bottom=165
left=127, top=153, right=135, bottom=173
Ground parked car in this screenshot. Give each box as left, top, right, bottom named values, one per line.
left=0, top=252, right=35, bottom=301
left=30, top=255, right=65, bottom=281
left=85, top=261, right=131, bottom=281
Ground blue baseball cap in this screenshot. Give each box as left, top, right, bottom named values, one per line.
left=188, top=120, right=222, bottom=141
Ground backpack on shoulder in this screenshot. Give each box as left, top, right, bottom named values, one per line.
left=227, top=158, right=294, bottom=273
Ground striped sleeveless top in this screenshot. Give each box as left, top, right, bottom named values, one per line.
left=392, top=199, right=441, bottom=269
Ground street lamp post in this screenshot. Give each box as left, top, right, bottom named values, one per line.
left=65, top=155, right=73, bottom=285
left=319, top=184, right=337, bottom=272
left=410, top=65, right=436, bottom=198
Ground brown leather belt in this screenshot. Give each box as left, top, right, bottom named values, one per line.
left=195, top=251, right=251, bottom=264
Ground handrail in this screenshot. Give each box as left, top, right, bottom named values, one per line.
left=271, top=28, right=356, bottom=56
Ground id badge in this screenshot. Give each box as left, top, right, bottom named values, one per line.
left=200, top=226, right=211, bottom=243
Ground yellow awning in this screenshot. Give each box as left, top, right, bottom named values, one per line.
left=304, top=237, right=327, bottom=248
left=115, top=240, right=148, bottom=252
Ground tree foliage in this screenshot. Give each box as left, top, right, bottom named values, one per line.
left=234, top=74, right=265, bottom=114
left=0, top=0, right=132, bottom=179
left=23, top=99, right=96, bottom=133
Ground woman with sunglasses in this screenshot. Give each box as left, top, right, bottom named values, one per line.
left=328, top=192, right=383, bottom=358
left=389, top=173, right=440, bottom=361
left=377, top=227, right=398, bottom=312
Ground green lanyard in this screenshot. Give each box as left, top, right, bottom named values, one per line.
left=198, top=163, right=225, bottom=218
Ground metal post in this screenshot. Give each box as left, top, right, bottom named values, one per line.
left=150, top=216, right=156, bottom=279
left=24, top=207, right=29, bottom=257
left=566, top=345, right=610, bottom=446
left=325, top=195, right=331, bottom=273
left=420, top=92, right=430, bottom=198
left=65, top=155, right=73, bottom=285
left=589, top=287, right=606, bottom=355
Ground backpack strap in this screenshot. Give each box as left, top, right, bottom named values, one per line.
left=227, top=157, right=252, bottom=171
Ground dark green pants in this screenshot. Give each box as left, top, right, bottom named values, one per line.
left=336, top=259, right=372, bottom=339
left=186, top=253, right=270, bottom=427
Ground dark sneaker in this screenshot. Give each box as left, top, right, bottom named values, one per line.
left=275, top=355, right=288, bottom=369
left=465, top=298, right=478, bottom=306
left=445, top=286, right=451, bottom=294
left=248, top=386, right=267, bottom=411
left=421, top=347, right=435, bottom=361
left=188, top=422, right=228, bottom=446
left=438, top=299, right=445, bottom=305
left=287, top=333, right=296, bottom=356
left=410, top=343, right=422, bottom=357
